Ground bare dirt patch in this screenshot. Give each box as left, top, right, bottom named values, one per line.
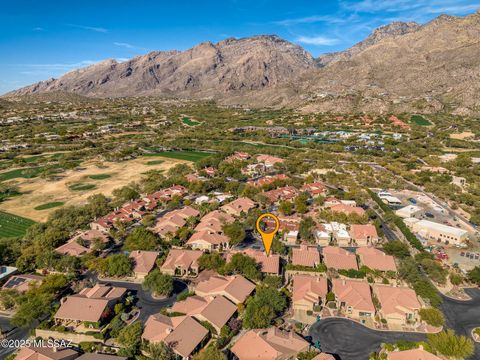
left=0, top=157, right=190, bottom=222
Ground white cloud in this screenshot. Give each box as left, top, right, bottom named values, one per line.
left=67, top=24, right=108, bottom=33
left=33, top=27, right=44, bottom=31
left=114, top=42, right=135, bottom=49
left=295, top=35, right=339, bottom=46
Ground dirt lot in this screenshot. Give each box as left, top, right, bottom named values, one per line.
left=0, top=157, right=190, bottom=222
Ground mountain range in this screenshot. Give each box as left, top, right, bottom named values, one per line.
left=6, top=10, right=480, bottom=115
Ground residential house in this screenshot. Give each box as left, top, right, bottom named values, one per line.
left=247, top=174, right=289, bottom=188
left=152, top=206, right=200, bottom=238
left=129, top=250, right=159, bottom=280
left=160, top=249, right=202, bottom=277
left=220, top=197, right=256, bottom=217
left=326, top=222, right=351, bottom=246
left=2, top=274, right=43, bottom=293
left=356, top=247, right=397, bottom=272
left=170, top=295, right=237, bottom=333
left=322, top=246, right=358, bottom=270
left=186, top=231, right=230, bottom=251
left=263, top=186, right=299, bottom=203
left=142, top=314, right=208, bottom=359
left=226, top=248, right=281, bottom=275
left=195, top=210, right=235, bottom=234
left=329, top=203, right=365, bottom=217
left=55, top=285, right=126, bottom=329
left=387, top=348, right=442, bottom=360
left=332, top=279, right=375, bottom=323
left=292, top=275, right=328, bottom=324
left=301, top=182, right=327, bottom=197
left=195, top=275, right=255, bottom=304
left=314, top=224, right=331, bottom=246
left=225, top=151, right=250, bottom=163
left=292, top=245, right=321, bottom=268
left=231, top=327, right=309, bottom=360
left=349, top=224, right=378, bottom=246
left=0, top=266, right=17, bottom=283
left=372, top=284, right=422, bottom=327
left=256, top=154, right=285, bottom=168
left=15, top=346, right=79, bottom=360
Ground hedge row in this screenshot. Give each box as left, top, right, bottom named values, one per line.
left=368, top=190, right=424, bottom=251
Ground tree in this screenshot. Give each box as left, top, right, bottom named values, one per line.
left=294, top=193, right=309, bottom=214
left=262, top=275, right=283, bottom=288
left=123, top=227, right=158, bottom=251
left=117, top=321, right=143, bottom=356
left=299, top=217, right=315, bottom=241
left=143, top=269, right=174, bottom=297
left=223, top=221, right=246, bottom=246
left=198, top=252, right=226, bottom=271
left=297, top=351, right=321, bottom=360
left=146, top=342, right=176, bottom=360
left=107, top=254, right=132, bottom=277
left=383, top=240, right=410, bottom=259
left=192, top=345, right=227, bottom=360
left=419, top=308, right=445, bottom=327
left=271, top=237, right=286, bottom=255
left=112, top=186, right=139, bottom=205
left=427, top=330, right=474, bottom=359
left=467, top=266, right=480, bottom=285
left=223, top=253, right=261, bottom=281
left=243, top=287, right=287, bottom=329
left=279, top=200, right=293, bottom=215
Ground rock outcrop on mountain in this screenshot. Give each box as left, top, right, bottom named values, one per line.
left=7, top=36, right=316, bottom=98
left=317, top=21, right=421, bottom=66
left=6, top=11, right=480, bottom=115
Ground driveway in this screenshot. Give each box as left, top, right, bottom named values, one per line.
left=310, top=288, right=480, bottom=360
left=97, top=278, right=188, bottom=322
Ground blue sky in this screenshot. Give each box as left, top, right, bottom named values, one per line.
left=1, top=0, right=479, bottom=94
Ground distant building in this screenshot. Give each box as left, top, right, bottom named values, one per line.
left=195, top=274, right=255, bottom=305
left=15, top=346, right=79, bottom=360
left=356, top=247, right=397, bottom=272
left=395, top=205, right=422, bottom=218
left=408, top=219, right=469, bottom=245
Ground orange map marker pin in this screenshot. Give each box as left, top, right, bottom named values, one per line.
left=256, top=213, right=280, bottom=256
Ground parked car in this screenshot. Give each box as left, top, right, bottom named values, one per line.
left=425, top=212, right=434, bottom=218
left=408, top=198, right=417, bottom=204
left=460, top=252, right=465, bottom=257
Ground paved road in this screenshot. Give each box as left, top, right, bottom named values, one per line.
left=0, top=316, right=34, bottom=358
left=440, top=288, right=480, bottom=360
left=97, top=278, right=188, bottom=322
left=310, top=287, right=480, bottom=360
left=309, top=318, right=426, bottom=360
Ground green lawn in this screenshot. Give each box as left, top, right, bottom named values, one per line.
left=0, top=211, right=35, bottom=238
left=69, top=183, right=97, bottom=191
left=88, top=174, right=112, bottom=180
left=144, top=151, right=212, bottom=162
left=34, top=202, right=65, bottom=210
left=0, top=167, right=43, bottom=181
left=146, top=160, right=165, bottom=166
left=182, top=117, right=201, bottom=126
left=411, top=115, right=431, bottom=126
